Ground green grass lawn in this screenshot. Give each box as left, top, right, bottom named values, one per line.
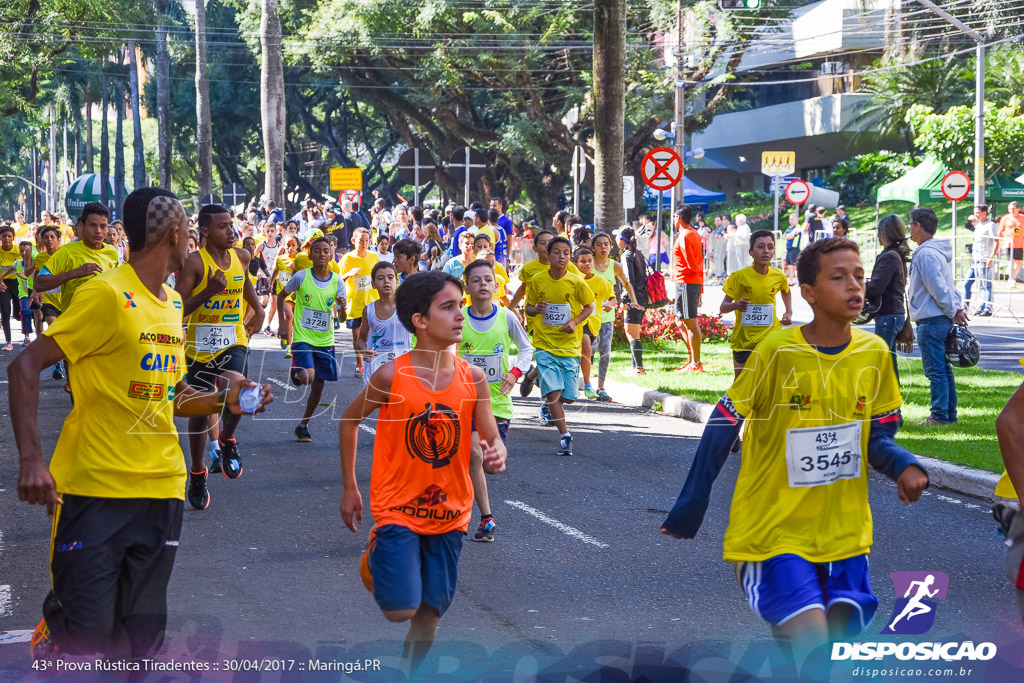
left=607, top=339, right=1019, bottom=473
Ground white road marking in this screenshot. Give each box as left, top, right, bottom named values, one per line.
left=0, top=585, right=10, bottom=618
left=504, top=500, right=609, bottom=549
left=359, top=424, right=376, bottom=436
left=0, top=630, right=33, bottom=644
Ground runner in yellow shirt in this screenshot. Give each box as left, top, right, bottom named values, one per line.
left=721, top=229, right=793, bottom=376
left=572, top=247, right=615, bottom=400
left=271, top=234, right=300, bottom=355
left=508, top=230, right=581, bottom=396
left=339, top=227, right=380, bottom=377
left=9, top=187, right=272, bottom=661
left=33, top=203, right=119, bottom=391
left=524, top=236, right=595, bottom=456
left=661, top=238, right=929, bottom=675
left=176, top=205, right=265, bottom=508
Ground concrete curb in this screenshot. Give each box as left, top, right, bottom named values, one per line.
left=603, top=378, right=1000, bottom=503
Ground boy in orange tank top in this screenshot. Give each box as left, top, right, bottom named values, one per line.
left=338, top=271, right=507, bottom=679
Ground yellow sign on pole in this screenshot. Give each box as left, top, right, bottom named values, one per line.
left=329, top=168, right=363, bottom=192
left=761, top=151, right=795, bottom=177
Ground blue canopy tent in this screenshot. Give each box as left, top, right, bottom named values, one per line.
left=643, top=176, right=727, bottom=210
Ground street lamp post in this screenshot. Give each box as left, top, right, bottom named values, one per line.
left=915, top=0, right=984, bottom=207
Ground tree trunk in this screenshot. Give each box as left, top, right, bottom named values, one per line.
left=115, top=77, right=126, bottom=216
left=127, top=40, right=146, bottom=190
left=85, top=82, right=94, bottom=174
left=48, top=102, right=57, bottom=214
left=261, top=0, right=285, bottom=208
left=592, top=0, right=626, bottom=237
left=74, top=119, right=81, bottom=177
left=155, top=0, right=172, bottom=189
left=195, top=0, right=213, bottom=198
left=100, top=74, right=110, bottom=206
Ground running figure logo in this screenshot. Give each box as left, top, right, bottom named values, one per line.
left=405, top=403, right=460, bottom=469
left=882, top=571, right=949, bottom=634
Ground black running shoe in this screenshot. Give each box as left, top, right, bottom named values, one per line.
left=186, top=469, right=210, bottom=510
left=51, top=366, right=63, bottom=381
left=218, top=438, right=243, bottom=479
left=472, top=517, right=496, bottom=542
left=209, top=455, right=222, bottom=474
left=519, top=365, right=536, bottom=397
left=295, top=424, right=312, bottom=443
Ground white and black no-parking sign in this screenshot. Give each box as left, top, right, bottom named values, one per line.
left=784, top=179, right=810, bottom=205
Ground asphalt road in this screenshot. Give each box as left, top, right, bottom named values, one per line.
left=1, top=332, right=1023, bottom=682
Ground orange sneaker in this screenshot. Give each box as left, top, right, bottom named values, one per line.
left=30, top=618, right=59, bottom=660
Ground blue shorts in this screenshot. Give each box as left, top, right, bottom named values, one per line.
left=471, top=418, right=510, bottom=445
left=362, top=524, right=464, bottom=616
left=735, top=554, right=877, bottom=631
left=536, top=349, right=580, bottom=401
left=346, top=318, right=361, bottom=330
left=291, top=342, right=338, bottom=382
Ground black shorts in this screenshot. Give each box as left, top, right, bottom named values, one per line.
left=1013, top=248, right=1023, bottom=261
left=41, top=303, right=60, bottom=319
left=46, top=495, right=183, bottom=657
left=674, top=283, right=701, bottom=320
left=583, top=328, right=597, bottom=345
left=625, top=306, right=644, bottom=325
left=256, top=277, right=271, bottom=297
left=733, top=350, right=753, bottom=366
left=785, top=247, right=800, bottom=266
left=186, top=345, right=249, bottom=392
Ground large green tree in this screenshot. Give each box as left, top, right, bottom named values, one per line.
left=225, top=0, right=783, bottom=222
left=907, top=102, right=1024, bottom=179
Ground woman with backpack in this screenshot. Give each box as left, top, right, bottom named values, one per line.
left=616, top=226, right=650, bottom=375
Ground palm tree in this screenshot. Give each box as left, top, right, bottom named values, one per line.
left=848, top=54, right=972, bottom=155
left=195, top=0, right=213, bottom=198
left=261, top=0, right=285, bottom=207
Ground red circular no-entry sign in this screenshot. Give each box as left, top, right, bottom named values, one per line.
left=941, top=171, right=971, bottom=202
left=641, top=147, right=684, bottom=192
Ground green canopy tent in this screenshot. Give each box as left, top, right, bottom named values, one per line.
left=875, top=157, right=947, bottom=206
left=65, top=173, right=129, bottom=220
left=979, top=175, right=1024, bottom=202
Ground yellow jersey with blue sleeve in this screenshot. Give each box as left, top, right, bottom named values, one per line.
left=185, top=247, right=249, bottom=362
left=722, top=266, right=790, bottom=352
left=339, top=250, right=379, bottom=320
left=723, top=326, right=903, bottom=563
left=43, top=265, right=186, bottom=500
left=582, top=273, right=614, bottom=336
left=33, top=252, right=61, bottom=311
left=39, top=240, right=119, bottom=311
left=525, top=269, right=595, bottom=357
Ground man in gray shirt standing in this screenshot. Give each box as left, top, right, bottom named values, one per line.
left=964, top=204, right=999, bottom=316
left=908, top=208, right=968, bottom=426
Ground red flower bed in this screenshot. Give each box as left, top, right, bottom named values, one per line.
left=611, top=307, right=731, bottom=344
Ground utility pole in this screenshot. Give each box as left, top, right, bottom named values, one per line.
left=673, top=0, right=685, bottom=213
left=915, top=0, right=984, bottom=206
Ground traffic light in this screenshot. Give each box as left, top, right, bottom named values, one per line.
left=720, top=0, right=761, bottom=8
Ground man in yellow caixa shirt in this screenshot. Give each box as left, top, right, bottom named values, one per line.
left=8, top=187, right=273, bottom=662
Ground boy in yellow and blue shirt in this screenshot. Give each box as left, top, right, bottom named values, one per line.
left=661, top=237, right=929, bottom=674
